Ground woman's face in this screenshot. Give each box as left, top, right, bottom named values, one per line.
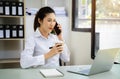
left=39, top=13, right=56, bottom=33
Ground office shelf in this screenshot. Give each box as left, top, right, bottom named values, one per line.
left=0, top=15, right=24, bottom=18
left=0, top=58, right=20, bottom=64
left=0, top=0, right=25, bottom=65
left=0, top=38, right=25, bottom=40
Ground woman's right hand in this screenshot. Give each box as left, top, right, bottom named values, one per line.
left=44, top=43, right=63, bottom=59
left=52, top=43, right=63, bottom=53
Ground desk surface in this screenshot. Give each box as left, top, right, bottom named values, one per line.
left=0, top=64, right=120, bottom=79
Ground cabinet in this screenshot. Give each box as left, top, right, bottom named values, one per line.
left=0, top=0, right=25, bottom=68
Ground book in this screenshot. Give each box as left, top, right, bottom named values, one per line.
left=39, top=69, right=64, bottom=78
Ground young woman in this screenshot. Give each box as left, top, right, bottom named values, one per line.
left=20, top=6, right=70, bottom=68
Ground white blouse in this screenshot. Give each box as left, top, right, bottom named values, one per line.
left=20, top=28, right=70, bottom=68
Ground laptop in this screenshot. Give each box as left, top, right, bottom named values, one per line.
left=67, top=48, right=120, bottom=76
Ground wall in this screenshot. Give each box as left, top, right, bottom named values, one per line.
left=68, top=0, right=93, bottom=65
left=25, top=0, right=42, bottom=8
left=69, top=32, right=93, bottom=65
left=47, top=0, right=65, bottom=7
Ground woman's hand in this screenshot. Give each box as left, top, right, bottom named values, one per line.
left=44, top=43, right=63, bottom=59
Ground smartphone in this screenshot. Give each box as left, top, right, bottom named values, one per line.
left=54, top=22, right=61, bottom=35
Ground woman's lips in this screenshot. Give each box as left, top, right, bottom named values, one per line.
left=49, top=28, right=53, bottom=30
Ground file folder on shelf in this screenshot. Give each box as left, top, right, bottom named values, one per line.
left=11, top=2, right=17, bottom=16
left=17, top=2, right=24, bottom=16
left=0, top=24, right=5, bottom=38
left=11, top=25, right=17, bottom=38
left=5, top=25, right=11, bottom=38
left=0, top=1, right=4, bottom=15
left=4, top=1, right=11, bottom=15
left=18, top=25, right=24, bottom=38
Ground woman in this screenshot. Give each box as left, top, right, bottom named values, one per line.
left=20, top=6, right=70, bottom=68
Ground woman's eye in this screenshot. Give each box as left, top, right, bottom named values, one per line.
left=48, top=20, right=52, bottom=22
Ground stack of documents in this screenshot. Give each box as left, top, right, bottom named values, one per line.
left=53, top=7, right=67, bottom=16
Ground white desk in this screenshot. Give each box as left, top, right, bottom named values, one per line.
left=0, top=64, right=120, bottom=79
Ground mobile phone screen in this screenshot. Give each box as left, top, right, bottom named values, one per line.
left=54, top=22, right=61, bottom=35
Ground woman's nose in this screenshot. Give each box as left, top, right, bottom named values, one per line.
left=51, top=22, right=55, bottom=26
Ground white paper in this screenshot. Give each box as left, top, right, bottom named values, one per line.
left=39, top=69, right=63, bottom=77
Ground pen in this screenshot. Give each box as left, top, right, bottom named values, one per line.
left=49, top=45, right=62, bottom=49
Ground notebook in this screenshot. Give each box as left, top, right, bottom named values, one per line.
left=39, top=69, right=64, bottom=78
left=67, top=48, right=120, bottom=76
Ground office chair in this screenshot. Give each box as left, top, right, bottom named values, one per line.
left=59, top=59, right=66, bottom=66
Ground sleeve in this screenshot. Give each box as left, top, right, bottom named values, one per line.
left=59, top=41, right=70, bottom=62
left=20, top=36, right=45, bottom=68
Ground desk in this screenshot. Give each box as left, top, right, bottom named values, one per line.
left=0, top=64, right=120, bottom=79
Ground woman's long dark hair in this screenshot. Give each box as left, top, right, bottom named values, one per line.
left=34, top=6, right=55, bottom=31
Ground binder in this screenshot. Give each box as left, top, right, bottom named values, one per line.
left=4, top=1, right=11, bottom=15
left=11, top=25, right=17, bottom=38
left=0, top=1, right=4, bottom=15
left=11, top=2, right=17, bottom=15
left=18, top=25, right=24, bottom=38
left=0, top=24, right=5, bottom=38
left=17, top=2, right=24, bottom=16
left=5, top=24, right=11, bottom=38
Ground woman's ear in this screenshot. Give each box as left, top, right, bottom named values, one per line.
left=38, top=18, right=42, bottom=24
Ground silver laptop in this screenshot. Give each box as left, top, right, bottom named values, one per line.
left=67, top=48, right=120, bottom=76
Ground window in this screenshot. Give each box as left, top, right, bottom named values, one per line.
left=73, top=0, right=120, bottom=59
left=96, top=0, right=120, bottom=50
left=72, top=0, right=92, bottom=32
left=72, top=0, right=95, bottom=59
